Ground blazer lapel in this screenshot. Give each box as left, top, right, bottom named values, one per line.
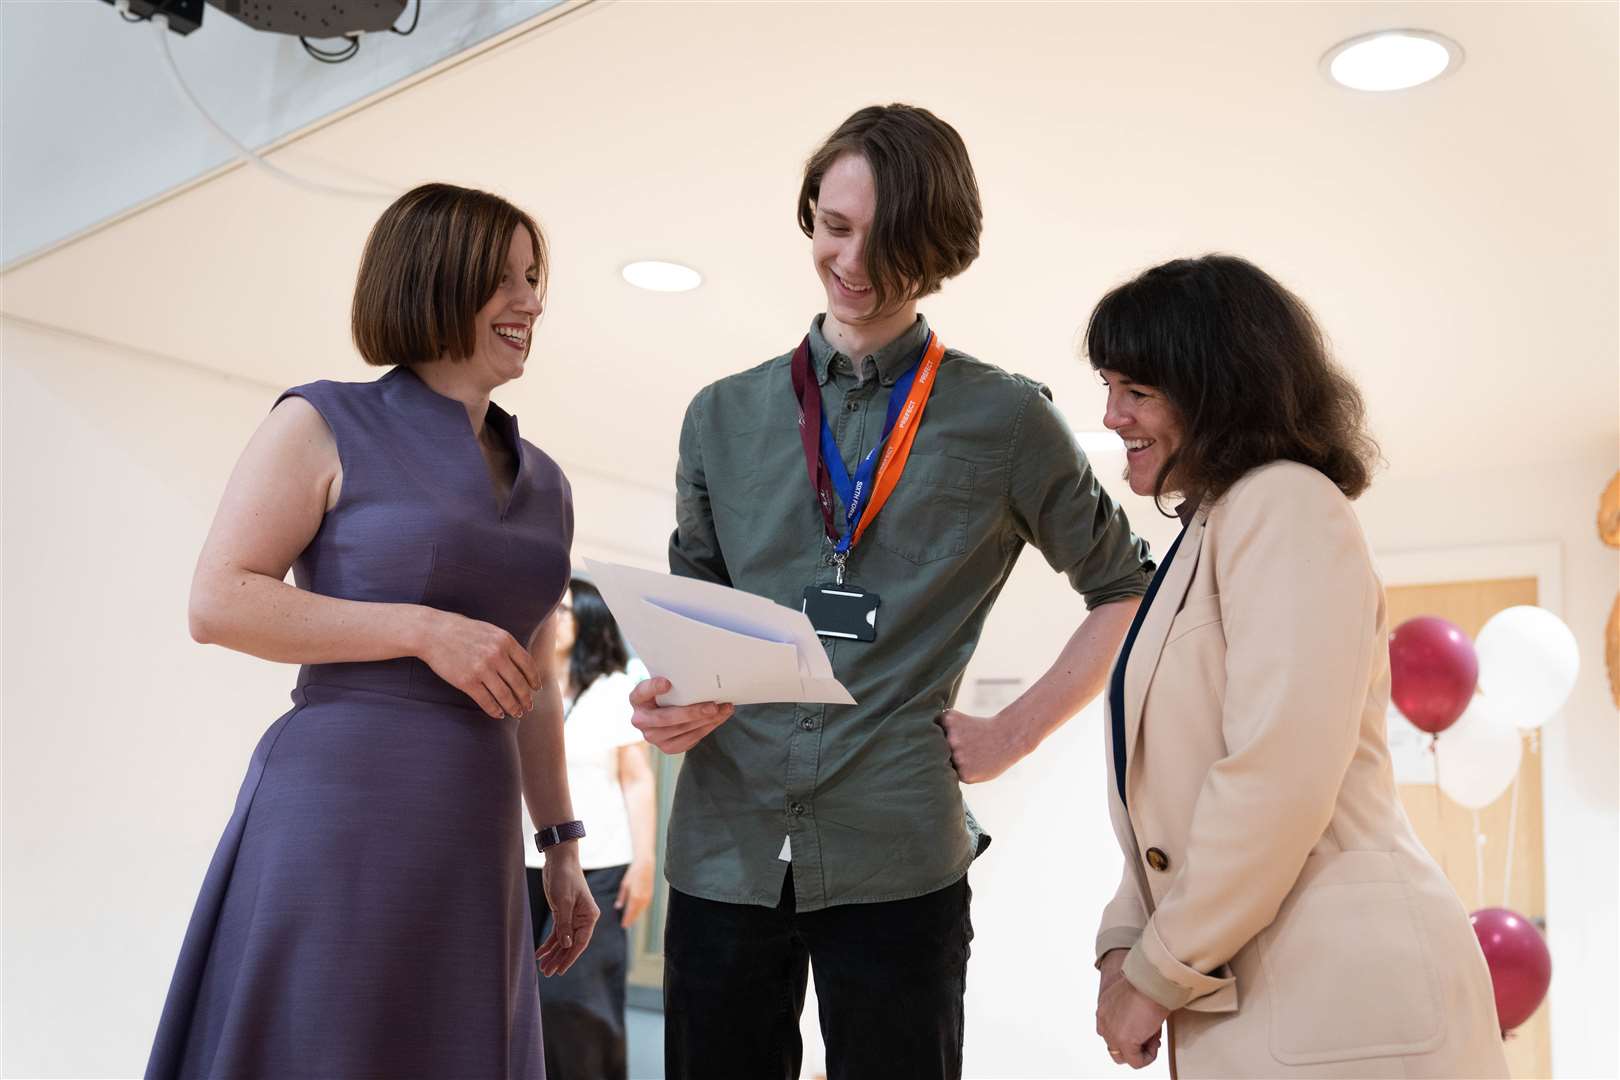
left=1122, top=510, right=1209, bottom=777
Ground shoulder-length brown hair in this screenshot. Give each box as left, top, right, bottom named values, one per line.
left=1085, top=254, right=1380, bottom=507
left=796, top=104, right=982, bottom=318
left=352, top=182, right=547, bottom=367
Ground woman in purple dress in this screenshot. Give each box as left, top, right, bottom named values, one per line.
left=146, top=183, right=598, bottom=1080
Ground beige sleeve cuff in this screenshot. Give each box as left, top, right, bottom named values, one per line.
left=1094, top=927, right=1143, bottom=966
left=1124, top=918, right=1238, bottom=1013
left=1094, top=889, right=1148, bottom=966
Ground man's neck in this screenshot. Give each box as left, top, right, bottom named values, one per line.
left=822, top=303, right=919, bottom=362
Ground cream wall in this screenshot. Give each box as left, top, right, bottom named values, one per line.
left=2, top=314, right=1615, bottom=1077
left=2, top=319, right=292, bottom=1076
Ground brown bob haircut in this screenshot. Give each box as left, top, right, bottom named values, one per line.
left=1085, top=254, right=1380, bottom=509
left=352, top=182, right=547, bottom=367
left=797, top=104, right=983, bottom=318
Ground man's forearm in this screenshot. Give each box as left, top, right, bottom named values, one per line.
left=1004, top=597, right=1139, bottom=751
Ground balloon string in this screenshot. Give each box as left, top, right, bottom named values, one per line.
left=1472, top=809, right=1487, bottom=909
left=1502, top=745, right=1523, bottom=908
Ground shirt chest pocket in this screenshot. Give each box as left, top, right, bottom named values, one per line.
left=871, top=454, right=976, bottom=565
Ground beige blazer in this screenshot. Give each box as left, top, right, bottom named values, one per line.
left=1096, top=462, right=1509, bottom=1079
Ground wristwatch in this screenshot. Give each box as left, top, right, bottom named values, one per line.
left=534, top=820, right=587, bottom=853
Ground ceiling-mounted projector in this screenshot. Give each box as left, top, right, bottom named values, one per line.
left=100, top=0, right=406, bottom=38
left=207, top=0, right=407, bottom=37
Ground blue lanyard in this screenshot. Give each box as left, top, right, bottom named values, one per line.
left=819, top=351, right=923, bottom=556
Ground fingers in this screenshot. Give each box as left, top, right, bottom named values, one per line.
left=556, top=905, right=597, bottom=973
left=537, top=892, right=575, bottom=978
left=1143, top=1033, right=1162, bottom=1066
left=536, top=925, right=568, bottom=976
left=628, top=679, right=732, bottom=728
left=654, top=721, right=725, bottom=755
left=541, top=894, right=599, bottom=976
left=620, top=887, right=647, bottom=928
left=628, top=677, right=669, bottom=708
left=489, top=663, right=534, bottom=717
left=468, top=684, right=505, bottom=720
left=507, top=637, right=542, bottom=691
left=1120, top=1034, right=1150, bottom=1069
left=633, top=700, right=734, bottom=753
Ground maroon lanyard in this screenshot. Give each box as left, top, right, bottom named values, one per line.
left=789, top=337, right=840, bottom=543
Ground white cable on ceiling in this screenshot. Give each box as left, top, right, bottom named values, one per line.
left=143, top=5, right=394, bottom=203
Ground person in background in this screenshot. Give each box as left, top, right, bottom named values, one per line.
left=528, top=576, right=657, bottom=1080
left=1086, top=254, right=1509, bottom=1078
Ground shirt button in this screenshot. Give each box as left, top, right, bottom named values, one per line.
left=790, top=802, right=807, bottom=816
left=845, top=399, right=859, bottom=412
left=1145, top=847, right=1171, bottom=872
left=799, top=716, right=816, bottom=731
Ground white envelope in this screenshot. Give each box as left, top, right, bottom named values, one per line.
left=584, top=559, right=857, bottom=707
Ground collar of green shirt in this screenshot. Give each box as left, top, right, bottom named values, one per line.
left=808, top=312, right=933, bottom=388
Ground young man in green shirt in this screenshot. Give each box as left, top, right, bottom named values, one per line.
left=630, top=103, right=1152, bottom=1080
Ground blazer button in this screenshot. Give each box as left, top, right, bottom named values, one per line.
left=1145, top=847, right=1171, bottom=872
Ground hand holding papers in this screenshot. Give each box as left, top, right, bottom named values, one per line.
left=584, top=559, right=857, bottom=707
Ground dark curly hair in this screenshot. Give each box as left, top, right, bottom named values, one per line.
left=1085, top=254, right=1380, bottom=509
left=567, top=577, right=628, bottom=698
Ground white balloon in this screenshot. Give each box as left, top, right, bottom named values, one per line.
left=1476, top=605, right=1580, bottom=730
left=1436, top=696, right=1523, bottom=809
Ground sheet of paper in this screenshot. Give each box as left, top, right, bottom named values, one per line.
left=585, top=559, right=856, bottom=707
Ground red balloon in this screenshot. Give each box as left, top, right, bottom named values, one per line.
left=1471, top=907, right=1552, bottom=1034
left=1389, top=616, right=1479, bottom=734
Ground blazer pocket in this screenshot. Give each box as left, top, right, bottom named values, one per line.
left=1164, top=591, right=1222, bottom=647
left=1258, top=852, right=1445, bottom=1065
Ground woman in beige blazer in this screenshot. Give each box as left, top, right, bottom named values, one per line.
left=1087, top=256, right=1508, bottom=1079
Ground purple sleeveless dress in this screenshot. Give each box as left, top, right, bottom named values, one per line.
left=147, top=366, right=572, bottom=1080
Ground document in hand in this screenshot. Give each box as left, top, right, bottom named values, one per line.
left=584, top=559, right=857, bottom=708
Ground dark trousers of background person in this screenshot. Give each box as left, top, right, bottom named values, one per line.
left=527, top=865, right=629, bottom=1080
left=664, top=868, right=973, bottom=1080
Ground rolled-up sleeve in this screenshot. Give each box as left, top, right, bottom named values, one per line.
left=1006, top=383, right=1152, bottom=608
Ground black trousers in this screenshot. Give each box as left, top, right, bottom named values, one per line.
left=527, top=865, right=630, bottom=1080
left=664, top=869, right=973, bottom=1080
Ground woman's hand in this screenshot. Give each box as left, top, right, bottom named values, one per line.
left=1098, top=947, right=1128, bottom=996
left=415, top=608, right=541, bottom=719
left=629, top=678, right=733, bottom=754
left=615, top=858, right=655, bottom=928
left=1096, top=969, right=1168, bottom=1069
left=537, top=844, right=599, bottom=977
left=937, top=708, right=1035, bottom=783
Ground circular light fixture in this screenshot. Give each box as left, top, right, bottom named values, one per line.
left=621, top=260, right=702, bottom=292
left=1322, top=29, right=1463, bottom=92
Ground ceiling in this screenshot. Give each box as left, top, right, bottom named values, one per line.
left=3, top=0, right=1615, bottom=490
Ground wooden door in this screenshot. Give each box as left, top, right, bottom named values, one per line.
left=1388, top=578, right=1549, bottom=1079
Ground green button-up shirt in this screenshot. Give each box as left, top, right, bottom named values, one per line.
left=666, top=314, right=1152, bottom=911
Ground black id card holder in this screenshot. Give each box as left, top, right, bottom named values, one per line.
left=802, top=584, right=881, bottom=642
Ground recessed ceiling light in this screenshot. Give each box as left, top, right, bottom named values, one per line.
left=622, top=260, right=702, bottom=292
left=1322, top=29, right=1463, bottom=92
